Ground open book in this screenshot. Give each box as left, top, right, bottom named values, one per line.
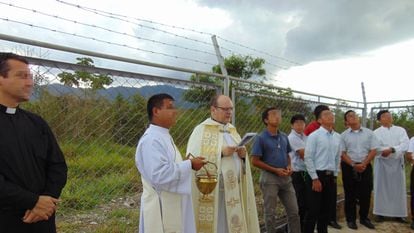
left=237, top=132, right=257, bottom=147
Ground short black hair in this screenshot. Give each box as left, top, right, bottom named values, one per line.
left=261, top=107, right=278, bottom=125
left=314, top=104, right=330, bottom=119
left=344, top=110, right=355, bottom=121
left=0, top=53, right=29, bottom=77
left=290, top=114, right=306, bottom=125
left=147, top=93, right=174, bottom=121
left=377, top=109, right=389, bottom=121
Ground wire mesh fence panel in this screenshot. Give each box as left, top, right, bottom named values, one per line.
left=13, top=56, right=414, bottom=232
left=20, top=57, right=223, bottom=232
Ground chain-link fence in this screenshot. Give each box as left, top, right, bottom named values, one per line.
left=11, top=54, right=414, bottom=232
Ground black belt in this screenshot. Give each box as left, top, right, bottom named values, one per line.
left=316, top=170, right=334, bottom=176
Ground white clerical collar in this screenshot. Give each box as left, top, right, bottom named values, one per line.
left=6, top=107, right=17, bottom=114
left=0, top=104, right=17, bottom=114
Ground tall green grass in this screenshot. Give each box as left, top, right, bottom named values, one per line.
left=57, top=140, right=140, bottom=232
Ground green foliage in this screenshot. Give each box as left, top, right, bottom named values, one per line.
left=92, top=211, right=138, bottom=233
left=213, top=55, right=266, bottom=80
left=182, top=74, right=219, bottom=107
left=171, top=108, right=210, bottom=147
left=57, top=205, right=139, bottom=233
left=234, top=91, right=312, bottom=136
left=27, top=90, right=113, bottom=141
left=58, top=57, right=113, bottom=89
left=59, top=141, right=139, bottom=213
left=183, top=54, right=266, bottom=107
left=112, top=94, right=148, bottom=146
left=332, top=107, right=347, bottom=133
left=392, top=110, right=414, bottom=137
left=52, top=140, right=140, bottom=232
left=24, top=89, right=148, bottom=145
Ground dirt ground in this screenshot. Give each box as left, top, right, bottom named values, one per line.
left=330, top=219, right=414, bottom=233
left=59, top=191, right=414, bottom=233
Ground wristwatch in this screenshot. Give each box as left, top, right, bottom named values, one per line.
left=391, top=147, right=396, bottom=153
left=350, top=162, right=356, bottom=167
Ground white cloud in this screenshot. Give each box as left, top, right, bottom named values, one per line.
left=276, top=38, right=414, bottom=102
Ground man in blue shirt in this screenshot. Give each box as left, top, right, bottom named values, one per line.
left=251, top=107, right=301, bottom=233
left=304, top=107, right=341, bottom=233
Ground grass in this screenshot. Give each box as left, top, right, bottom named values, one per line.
left=56, top=140, right=140, bottom=232
left=57, top=208, right=139, bottom=233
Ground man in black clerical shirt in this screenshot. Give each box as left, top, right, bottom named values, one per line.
left=0, top=53, right=67, bottom=233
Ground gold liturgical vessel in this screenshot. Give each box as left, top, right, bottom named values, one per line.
left=188, top=154, right=218, bottom=201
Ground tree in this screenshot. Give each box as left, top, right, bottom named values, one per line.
left=58, top=57, right=113, bottom=89
left=183, top=74, right=219, bottom=108
left=184, top=55, right=266, bottom=107
left=212, top=55, right=265, bottom=80
left=111, top=93, right=147, bottom=146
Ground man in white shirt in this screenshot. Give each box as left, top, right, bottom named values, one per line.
left=288, top=114, right=307, bottom=233
left=340, top=110, right=377, bottom=230
left=373, top=110, right=409, bottom=223
left=135, top=93, right=205, bottom=233
left=406, top=136, right=414, bottom=230
left=304, top=108, right=341, bottom=233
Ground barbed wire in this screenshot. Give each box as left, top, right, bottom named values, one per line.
left=2, top=0, right=302, bottom=76
left=217, top=36, right=302, bottom=66
left=216, top=49, right=282, bottom=78
left=55, top=0, right=214, bottom=48
left=57, top=0, right=214, bottom=37
left=55, top=0, right=302, bottom=68
left=219, top=46, right=288, bottom=70
left=0, top=1, right=217, bottom=58
left=0, top=17, right=216, bottom=67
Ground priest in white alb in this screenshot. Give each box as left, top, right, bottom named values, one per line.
left=135, top=93, right=206, bottom=233
left=186, top=95, right=260, bottom=233
left=373, top=110, right=409, bottom=222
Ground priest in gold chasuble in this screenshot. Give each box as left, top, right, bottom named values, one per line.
left=187, top=95, right=260, bottom=233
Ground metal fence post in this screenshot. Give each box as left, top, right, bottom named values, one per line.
left=211, top=35, right=229, bottom=97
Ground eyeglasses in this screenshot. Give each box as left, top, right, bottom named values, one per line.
left=215, top=106, right=233, bottom=112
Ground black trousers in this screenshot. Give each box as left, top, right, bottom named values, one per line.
left=0, top=212, right=56, bottom=233
left=329, top=176, right=338, bottom=223
left=341, top=162, right=373, bottom=222
left=304, top=171, right=336, bottom=233
left=411, top=167, right=414, bottom=220
left=292, top=171, right=307, bottom=233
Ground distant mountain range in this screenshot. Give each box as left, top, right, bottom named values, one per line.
left=34, top=83, right=199, bottom=108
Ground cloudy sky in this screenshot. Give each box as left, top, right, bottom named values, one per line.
left=1, top=0, right=414, bottom=102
